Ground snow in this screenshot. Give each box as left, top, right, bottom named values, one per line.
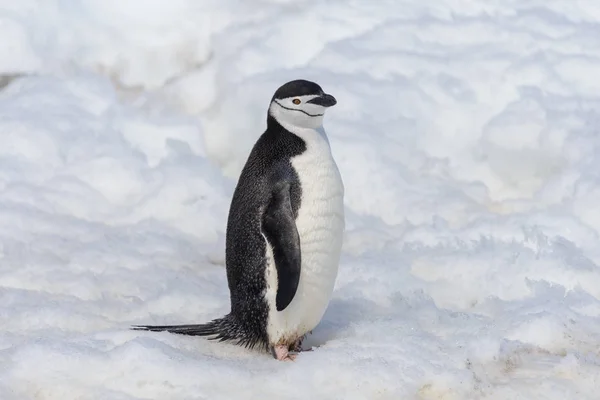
left=1, top=0, right=600, bottom=398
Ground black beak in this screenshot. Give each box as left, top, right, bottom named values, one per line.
left=307, top=93, right=337, bottom=107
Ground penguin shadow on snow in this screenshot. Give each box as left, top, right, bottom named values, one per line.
left=302, top=296, right=385, bottom=350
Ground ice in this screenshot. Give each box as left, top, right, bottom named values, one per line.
left=2, top=0, right=600, bottom=399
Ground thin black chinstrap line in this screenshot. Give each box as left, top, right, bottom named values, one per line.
left=274, top=100, right=324, bottom=117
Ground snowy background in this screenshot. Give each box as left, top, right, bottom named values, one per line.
left=1, top=0, right=600, bottom=398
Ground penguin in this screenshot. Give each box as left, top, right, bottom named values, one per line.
left=132, top=79, right=345, bottom=361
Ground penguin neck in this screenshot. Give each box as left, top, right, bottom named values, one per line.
left=267, top=113, right=330, bottom=146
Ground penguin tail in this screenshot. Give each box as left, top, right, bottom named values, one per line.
left=131, top=314, right=267, bottom=350
left=131, top=321, right=221, bottom=337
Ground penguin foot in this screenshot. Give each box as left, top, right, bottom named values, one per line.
left=271, top=345, right=296, bottom=361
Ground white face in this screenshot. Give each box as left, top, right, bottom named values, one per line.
left=269, top=94, right=333, bottom=130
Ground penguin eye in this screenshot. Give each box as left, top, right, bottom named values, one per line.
left=292, top=98, right=301, bottom=105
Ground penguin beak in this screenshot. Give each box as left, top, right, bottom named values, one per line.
left=307, top=93, right=337, bottom=107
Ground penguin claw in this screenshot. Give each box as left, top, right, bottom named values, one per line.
left=290, top=336, right=304, bottom=352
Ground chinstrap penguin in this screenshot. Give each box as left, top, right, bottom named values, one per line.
left=133, top=79, right=345, bottom=361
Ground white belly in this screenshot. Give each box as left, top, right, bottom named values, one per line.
left=265, top=128, right=345, bottom=345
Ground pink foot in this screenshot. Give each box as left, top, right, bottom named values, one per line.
left=271, top=345, right=296, bottom=361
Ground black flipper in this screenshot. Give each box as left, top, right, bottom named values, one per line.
left=262, top=180, right=301, bottom=311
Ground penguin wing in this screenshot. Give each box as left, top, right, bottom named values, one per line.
left=262, top=179, right=301, bottom=312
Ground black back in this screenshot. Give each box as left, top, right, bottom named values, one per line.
left=224, top=115, right=306, bottom=345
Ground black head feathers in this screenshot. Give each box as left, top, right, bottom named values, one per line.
left=271, top=80, right=323, bottom=101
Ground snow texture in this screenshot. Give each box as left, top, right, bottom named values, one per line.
left=1, top=0, right=600, bottom=399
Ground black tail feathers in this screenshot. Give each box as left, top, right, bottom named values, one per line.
left=131, top=322, right=220, bottom=336
left=131, top=314, right=267, bottom=351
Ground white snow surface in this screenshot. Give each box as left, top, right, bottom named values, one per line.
left=2, top=0, right=600, bottom=399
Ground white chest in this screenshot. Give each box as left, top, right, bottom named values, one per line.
left=265, top=127, right=345, bottom=345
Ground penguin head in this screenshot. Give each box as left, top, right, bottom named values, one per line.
left=268, top=79, right=337, bottom=129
